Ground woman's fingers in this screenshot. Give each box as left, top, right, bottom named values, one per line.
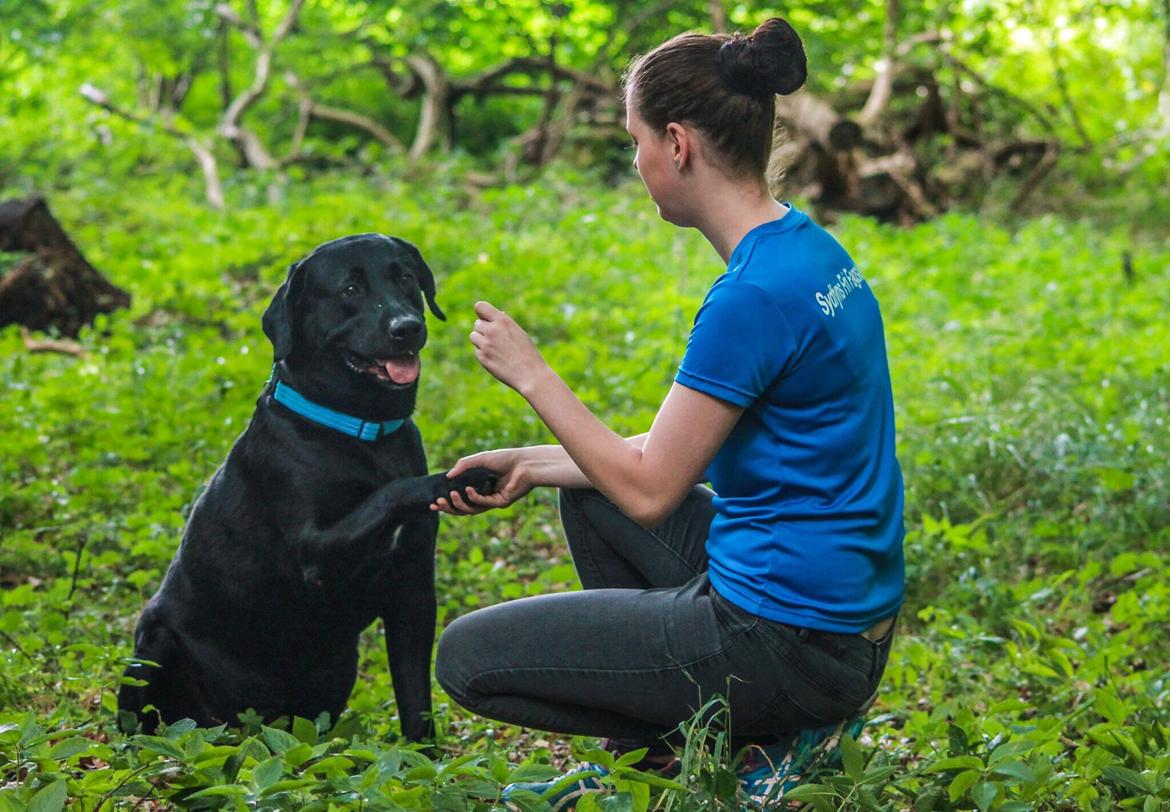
left=430, top=492, right=480, bottom=515
left=446, top=452, right=493, bottom=479
left=474, top=301, right=502, bottom=320
left=446, top=489, right=476, bottom=513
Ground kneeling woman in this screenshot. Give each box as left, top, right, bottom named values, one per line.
left=431, top=16, right=904, bottom=796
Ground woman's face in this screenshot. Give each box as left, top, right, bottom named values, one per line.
left=625, top=100, right=688, bottom=226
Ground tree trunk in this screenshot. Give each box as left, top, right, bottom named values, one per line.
left=0, top=197, right=130, bottom=337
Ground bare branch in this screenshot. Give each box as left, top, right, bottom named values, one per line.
left=79, top=84, right=225, bottom=209
left=216, top=3, right=261, bottom=47
left=21, top=327, right=86, bottom=356
left=284, top=71, right=405, bottom=159
left=942, top=50, right=1058, bottom=135
left=708, top=0, right=729, bottom=34
left=1048, top=34, right=1092, bottom=150
left=1160, top=0, right=1170, bottom=135
left=1010, top=140, right=1061, bottom=211
left=404, top=54, right=452, bottom=159
left=859, top=0, right=899, bottom=126
left=310, top=104, right=405, bottom=152
left=218, top=0, right=306, bottom=170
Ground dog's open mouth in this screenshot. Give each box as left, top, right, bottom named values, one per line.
left=343, top=351, right=420, bottom=386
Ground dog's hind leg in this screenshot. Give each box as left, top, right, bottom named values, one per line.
left=118, top=611, right=211, bottom=733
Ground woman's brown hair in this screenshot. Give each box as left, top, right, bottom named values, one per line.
left=623, top=18, right=807, bottom=178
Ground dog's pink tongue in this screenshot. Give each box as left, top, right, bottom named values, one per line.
left=383, top=356, right=420, bottom=385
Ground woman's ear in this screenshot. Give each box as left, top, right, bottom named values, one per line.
left=666, top=121, right=689, bottom=170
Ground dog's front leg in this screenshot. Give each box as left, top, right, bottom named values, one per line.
left=382, top=515, right=438, bottom=742
left=295, top=469, right=493, bottom=585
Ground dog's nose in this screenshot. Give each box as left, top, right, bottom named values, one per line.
left=388, top=316, right=424, bottom=342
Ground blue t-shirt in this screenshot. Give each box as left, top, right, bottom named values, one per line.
left=675, top=205, right=905, bottom=633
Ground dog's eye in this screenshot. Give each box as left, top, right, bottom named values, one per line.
left=340, top=284, right=361, bottom=297
left=399, top=271, right=412, bottom=285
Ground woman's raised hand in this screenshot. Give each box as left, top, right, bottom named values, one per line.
left=469, top=301, right=550, bottom=397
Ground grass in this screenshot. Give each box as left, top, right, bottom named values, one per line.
left=1, top=167, right=1169, bottom=809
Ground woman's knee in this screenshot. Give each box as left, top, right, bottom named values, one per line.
left=434, top=612, right=485, bottom=704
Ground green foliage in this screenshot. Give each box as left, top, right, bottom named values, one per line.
left=3, top=1, right=1168, bottom=226
left=1, top=160, right=1168, bottom=809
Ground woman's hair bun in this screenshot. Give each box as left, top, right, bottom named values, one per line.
left=717, top=17, right=807, bottom=97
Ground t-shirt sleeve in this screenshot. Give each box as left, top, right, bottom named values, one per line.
left=675, top=280, right=796, bottom=408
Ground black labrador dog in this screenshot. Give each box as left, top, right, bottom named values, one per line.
left=118, top=234, right=495, bottom=740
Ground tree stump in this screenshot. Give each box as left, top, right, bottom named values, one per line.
left=0, top=196, right=130, bottom=337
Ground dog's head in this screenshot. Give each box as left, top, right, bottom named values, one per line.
left=263, top=234, right=445, bottom=414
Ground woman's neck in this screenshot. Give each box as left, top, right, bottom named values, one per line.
left=689, top=178, right=789, bottom=264
left=703, top=197, right=790, bottom=265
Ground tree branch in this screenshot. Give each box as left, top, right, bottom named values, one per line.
left=942, top=49, right=1058, bottom=136
left=79, top=84, right=225, bottom=209
left=859, top=0, right=899, bottom=126
left=1048, top=34, right=1092, bottom=150
left=284, top=71, right=405, bottom=157
left=216, top=0, right=305, bottom=170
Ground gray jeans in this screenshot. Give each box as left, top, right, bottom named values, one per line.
left=435, top=486, right=894, bottom=752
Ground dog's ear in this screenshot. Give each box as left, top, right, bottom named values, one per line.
left=262, top=260, right=305, bottom=361
left=395, top=238, right=445, bottom=321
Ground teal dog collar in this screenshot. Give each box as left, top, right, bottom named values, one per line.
left=272, top=378, right=404, bottom=441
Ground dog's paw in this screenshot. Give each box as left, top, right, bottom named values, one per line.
left=442, top=467, right=498, bottom=501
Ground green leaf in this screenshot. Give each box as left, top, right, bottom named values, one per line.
left=260, top=777, right=320, bottom=796
left=613, top=748, right=649, bottom=768
left=839, top=733, right=863, bottom=781
left=1094, top=689, right=1128, bottom=726
left=948, top=769, right=982, bottom=801
left=611, top=768, right=686, bottom=792
left=46, top=737, right=93, bottom=760
left=991, top=760, right=1035, bottom=783
left=1102, top=766, right=1154, bottom=795
left=598, top=792, right=634, bottom=812
left=489, top=755, right=511, bottom=784
left=576, top=793, right=601, bottom=812
left=132, top=734, right=186, bottom=760
left=185, top=784, right=250, bottom=800
left=252, top=755, right=285, bottom=789
left=914, top=788, right=944, bottom=811
left=262, top=725, right=301, bottom=755
left=292, top=716, right=318, bottom=745
left=713, top=768, right=738, bottom=801
left=27, top=780, right=68, bottom=812
left=971, top=781, right=998, bottom=812
left=282, top=742, right=313, bottom=768
left=572, top=747, right=615, bottom=771
left=508, top=764, right=562, bottom=783
left=162, top=718, right=196, bottom=739
left=781, top=784, right=836, bottom=801
left=1096, top=466, right=1134, bottom=492
left=305, top=755, right=354, bottom=775
left=613, top=779, right=649, bottom=812
left=926, top=756, right=985, bottom=773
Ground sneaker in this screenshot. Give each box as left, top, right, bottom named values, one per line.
left=739, top=715, right=867, bottom=808
left=501, top=763, right=610, bottom=811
